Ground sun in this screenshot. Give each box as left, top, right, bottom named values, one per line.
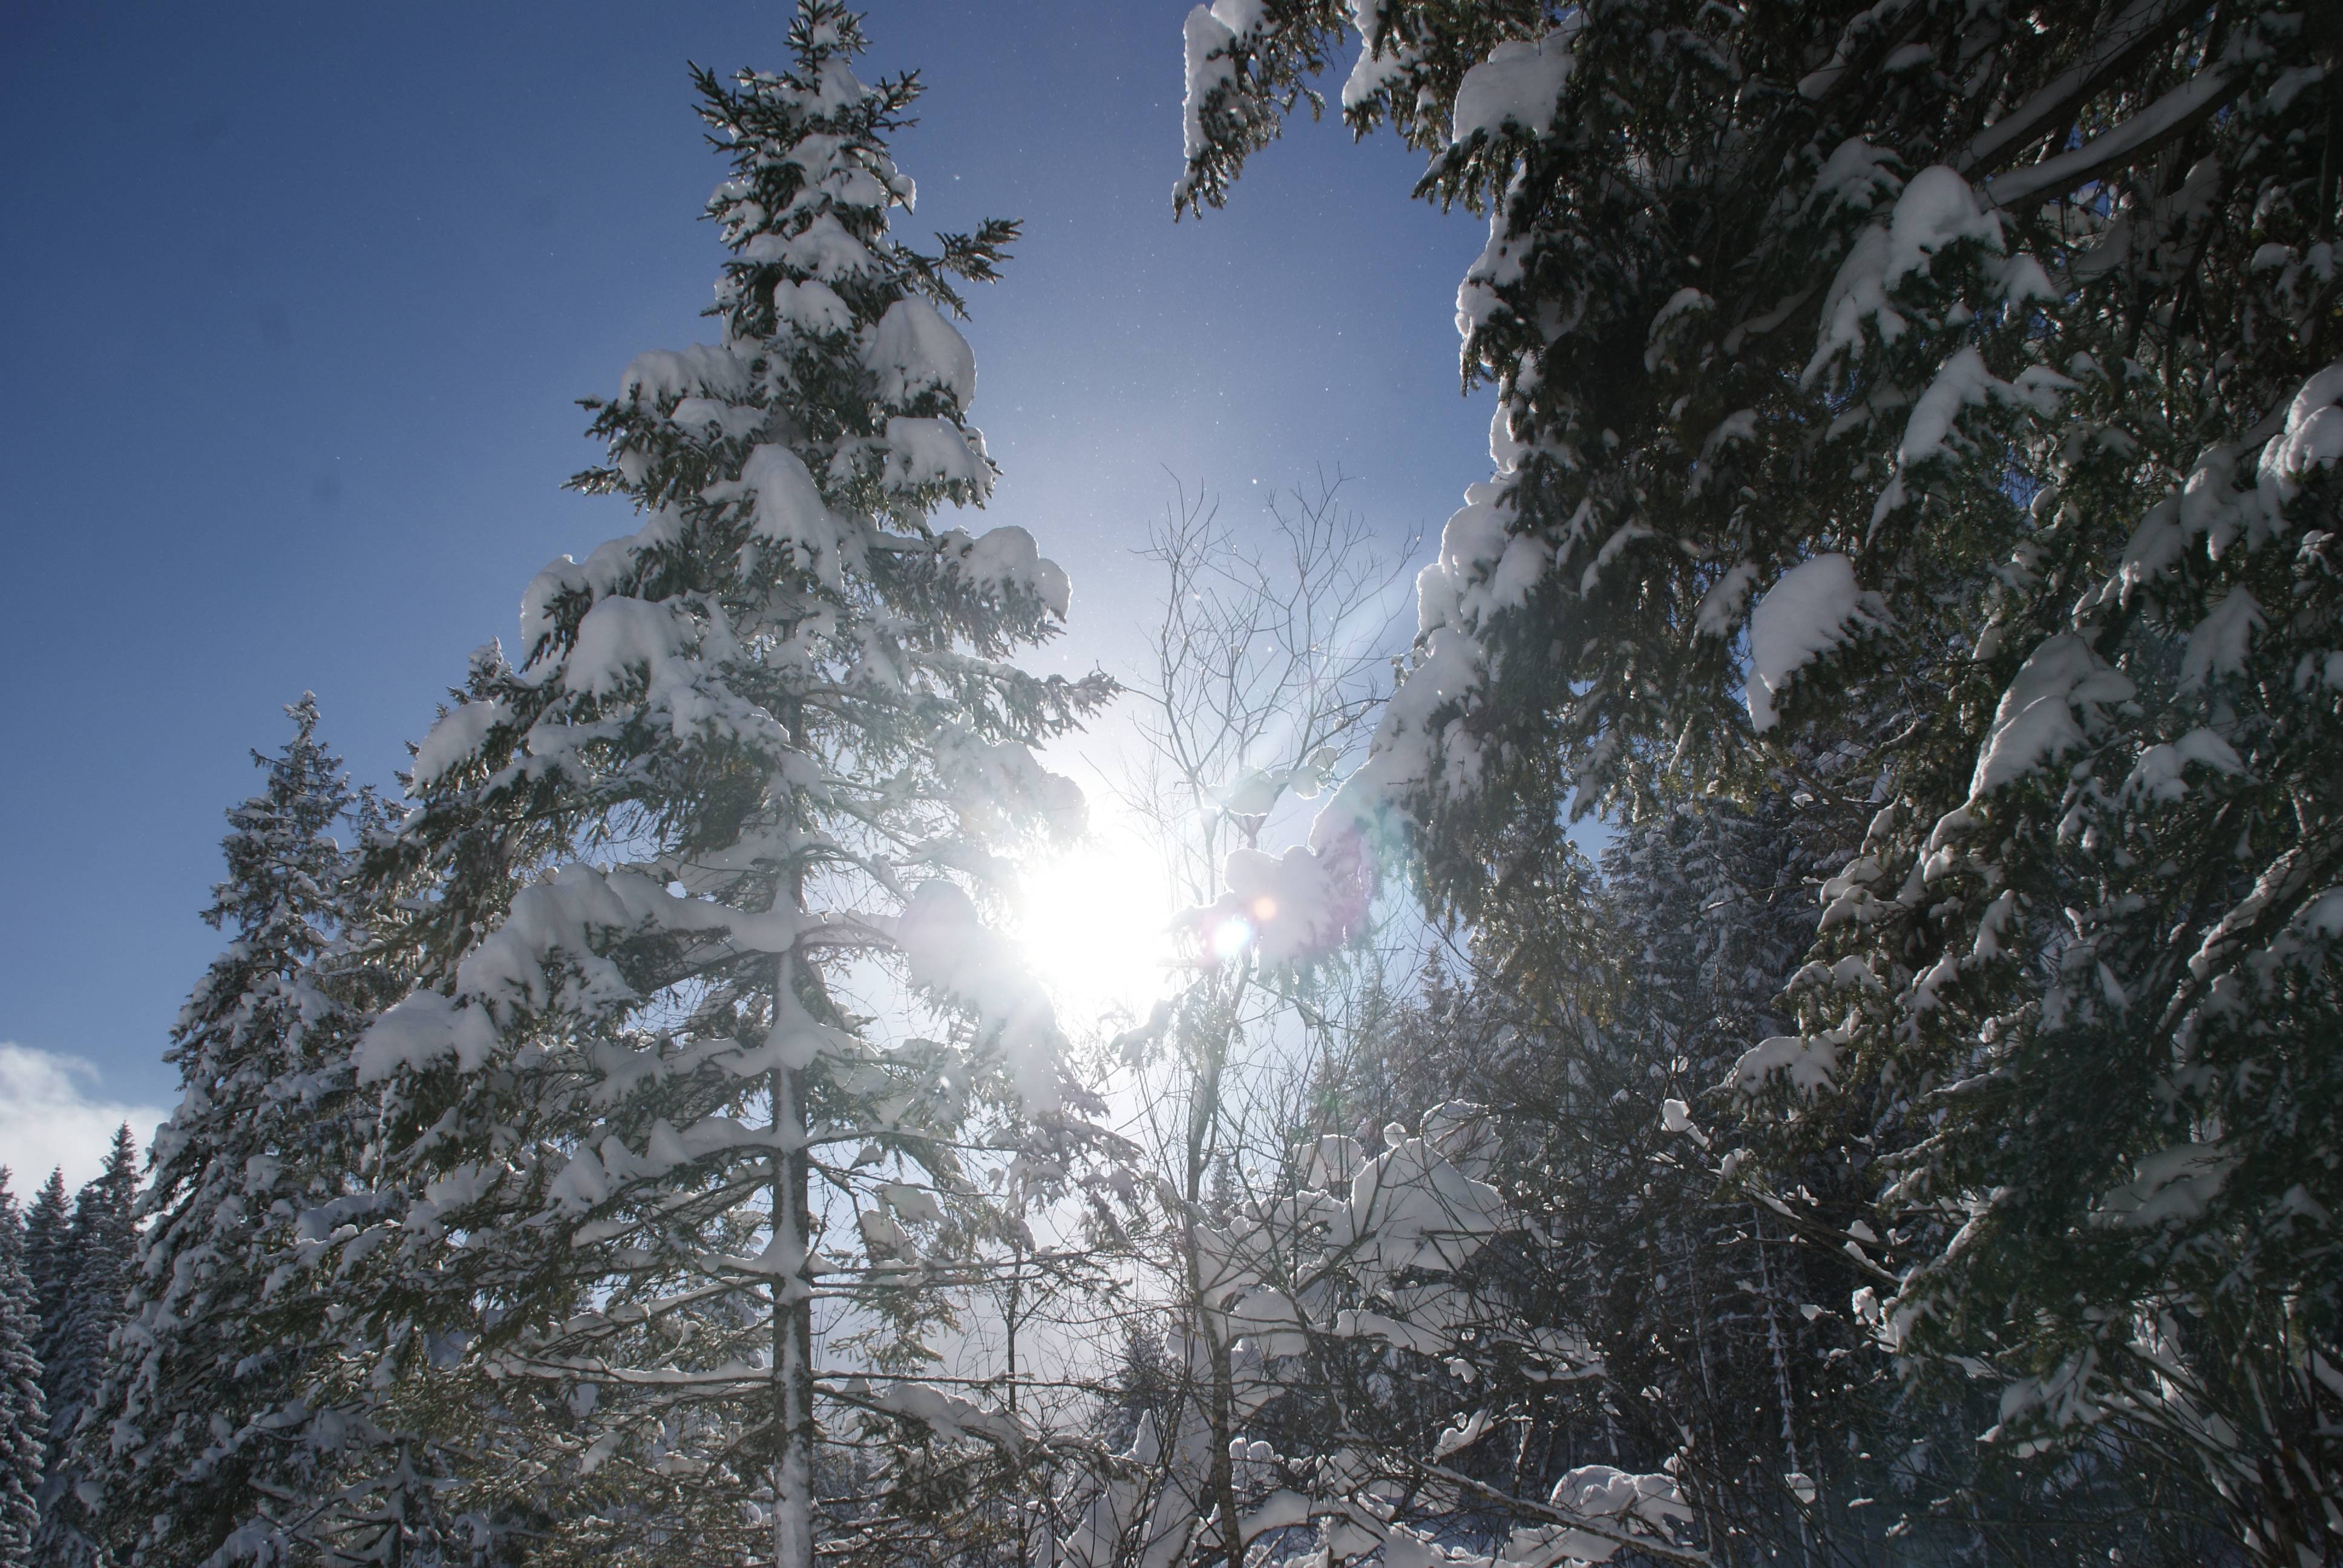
left=1009, top=819, right=1178, bottom=1027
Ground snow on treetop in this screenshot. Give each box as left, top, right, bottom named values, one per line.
left=1804, top=224, right=1902, bottom=385
left=773, top=276, right=854, bottom=336
left=792, top=53, right=877, bottom=119
left=880, top=416, right=992, bottom=499
left=2301, top=887, right=2343, bottom=941
left=1341, top=0, right=1408, bottom=113
left=1331, top=1127, right=1505, bottom=1282
left=1895, top=348, right=2004, bottom=468
left=517, top=517, right=675, bottom=656
left=1804, top=166, right=2008, bottom=387
left=866, top=1379, right=1023, bottom=1450
left=1451, top=30, right=1575, bottom=145
left=1808, top=137, right=1902, bottom=220
left=1729, top=1031, right=1841, bottom=1099
left=749, top=212, right=878, bottom=281
left=1550, top=1463, right=1695, bottom=1532
left=356, top=987, right=499, bottom=1081
left=2096, top=358, right=2342, bottom=613
left=706, top=443, right=865, bottom=591
left=561, top=596, right=695, bottom=700
left=1208, top=750, right=1336, bottom=820
left=749, top=981, right=858, bottom=1076
left=1457, top=204, right=1529, bottom=340
left=725, top=109, right=913, bottom=227
left=1179, top=7, right=1243, bottom=166
left=1694, top=560, right=1759, bottom=639
left=1742, top=554, right=1882, bottom=733
left=2122, top=728, right=2243, bottom=806
left=1904, top=351, right=2077, bottom=470
left=1330, top=624, right=1486, bottom=818
left=1966, top=634, right=2135, bottom=798
left=1870, top=351, right=2075, bottom=528
left=932, top=728, right=1084, bottom=843
left=2259, top=356, right=2343, bottom=505
left=2094, top=1142, right=2240, bottom=1231
left=863, top=298, right=976, bottom=411
left=356, top=865, right=818, bottom=1082
left=1488, top=400, right=1529, bottom=473
left=618, top=342, right=749, bottom=407
left=408, top=698, right=506, bottom=789
left=2177, top=589, right=2265, bottom=693
left=1883, top=165, right=2002, bottom=289
left=937, top=525, right=1068, bottom=619
left=1418, top=480, right=1546, bottom=635
left=1200, top=0, right=1264, bottom=30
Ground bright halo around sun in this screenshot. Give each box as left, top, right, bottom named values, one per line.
left=1010, top=818, right=1176, bottom=1027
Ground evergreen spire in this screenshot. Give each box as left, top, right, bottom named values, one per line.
left=351, top=5, right=1114, bottom=1563
left=84, top=696, right=388, bottom=1566
left=19, top=1172, right=67, bottom=1399
left=0, top=1172, right=45, bottom=1568
left=33, top=1126, right=136, bottom=1568
left=198, top=691, right=350, bottom=958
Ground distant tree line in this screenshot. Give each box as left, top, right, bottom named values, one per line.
left=1, top=1132, right=139, bottom=1566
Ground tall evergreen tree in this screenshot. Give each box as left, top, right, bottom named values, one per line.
left=34, top=1125, right=137, bottom=1568
left=0, top=1172, right=46, bottom=1568
left=80, top=697, right=416, bottom=1566
left=22, top=1171, right=68, bottom=1410
left=1175, top=5, right=2342, bottom=1558
left=16, top=1170, right=69, bottom=1566
left=350, top=6, right=1113, bottom=1565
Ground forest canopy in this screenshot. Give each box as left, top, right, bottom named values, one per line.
left=2, top=4, right=2339, bottom=1568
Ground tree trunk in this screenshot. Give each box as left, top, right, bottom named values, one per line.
left=773, top=952, right=815, bottom=1568
left=1181, top=970, right=1246, bottom=1568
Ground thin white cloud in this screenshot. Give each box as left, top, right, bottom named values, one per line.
left=0, top=1043, right=170, bottom=1192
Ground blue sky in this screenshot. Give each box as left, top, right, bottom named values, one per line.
left=0, top=1, right=1495, bottom=1171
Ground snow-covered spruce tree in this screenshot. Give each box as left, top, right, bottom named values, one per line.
left=21, top=1172, right=67, bottom=1423
left=351, top=8, right=1113, bottom=1566
left=19, top=1171, right=66, bottom=1424
left=33, top=1125, right=137, bottom=1567
left=0, top=1173, right=46, bottom=1568
left=13, top=1174, right=66, bottom=1560
left=1177, top=5, right=2342, bottom=1558
left=77, top=697, right=421, bottom=1566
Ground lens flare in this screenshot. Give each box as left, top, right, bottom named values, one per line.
left=1209, top=915, right=1254, bottom=961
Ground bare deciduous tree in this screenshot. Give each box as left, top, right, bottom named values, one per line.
left=1082, top=474, right=1417, bottom=1568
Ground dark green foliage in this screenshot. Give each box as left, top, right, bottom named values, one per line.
left=20, top=1172, right=67, bottom=1436
left=78, top=697, right=461, bottom=1566
left=1178, top=4, right=2342, bottom=1558
left=0, top=1174, right=47, bottom=1568
left=33, top=1125, right=137, bottom=1568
